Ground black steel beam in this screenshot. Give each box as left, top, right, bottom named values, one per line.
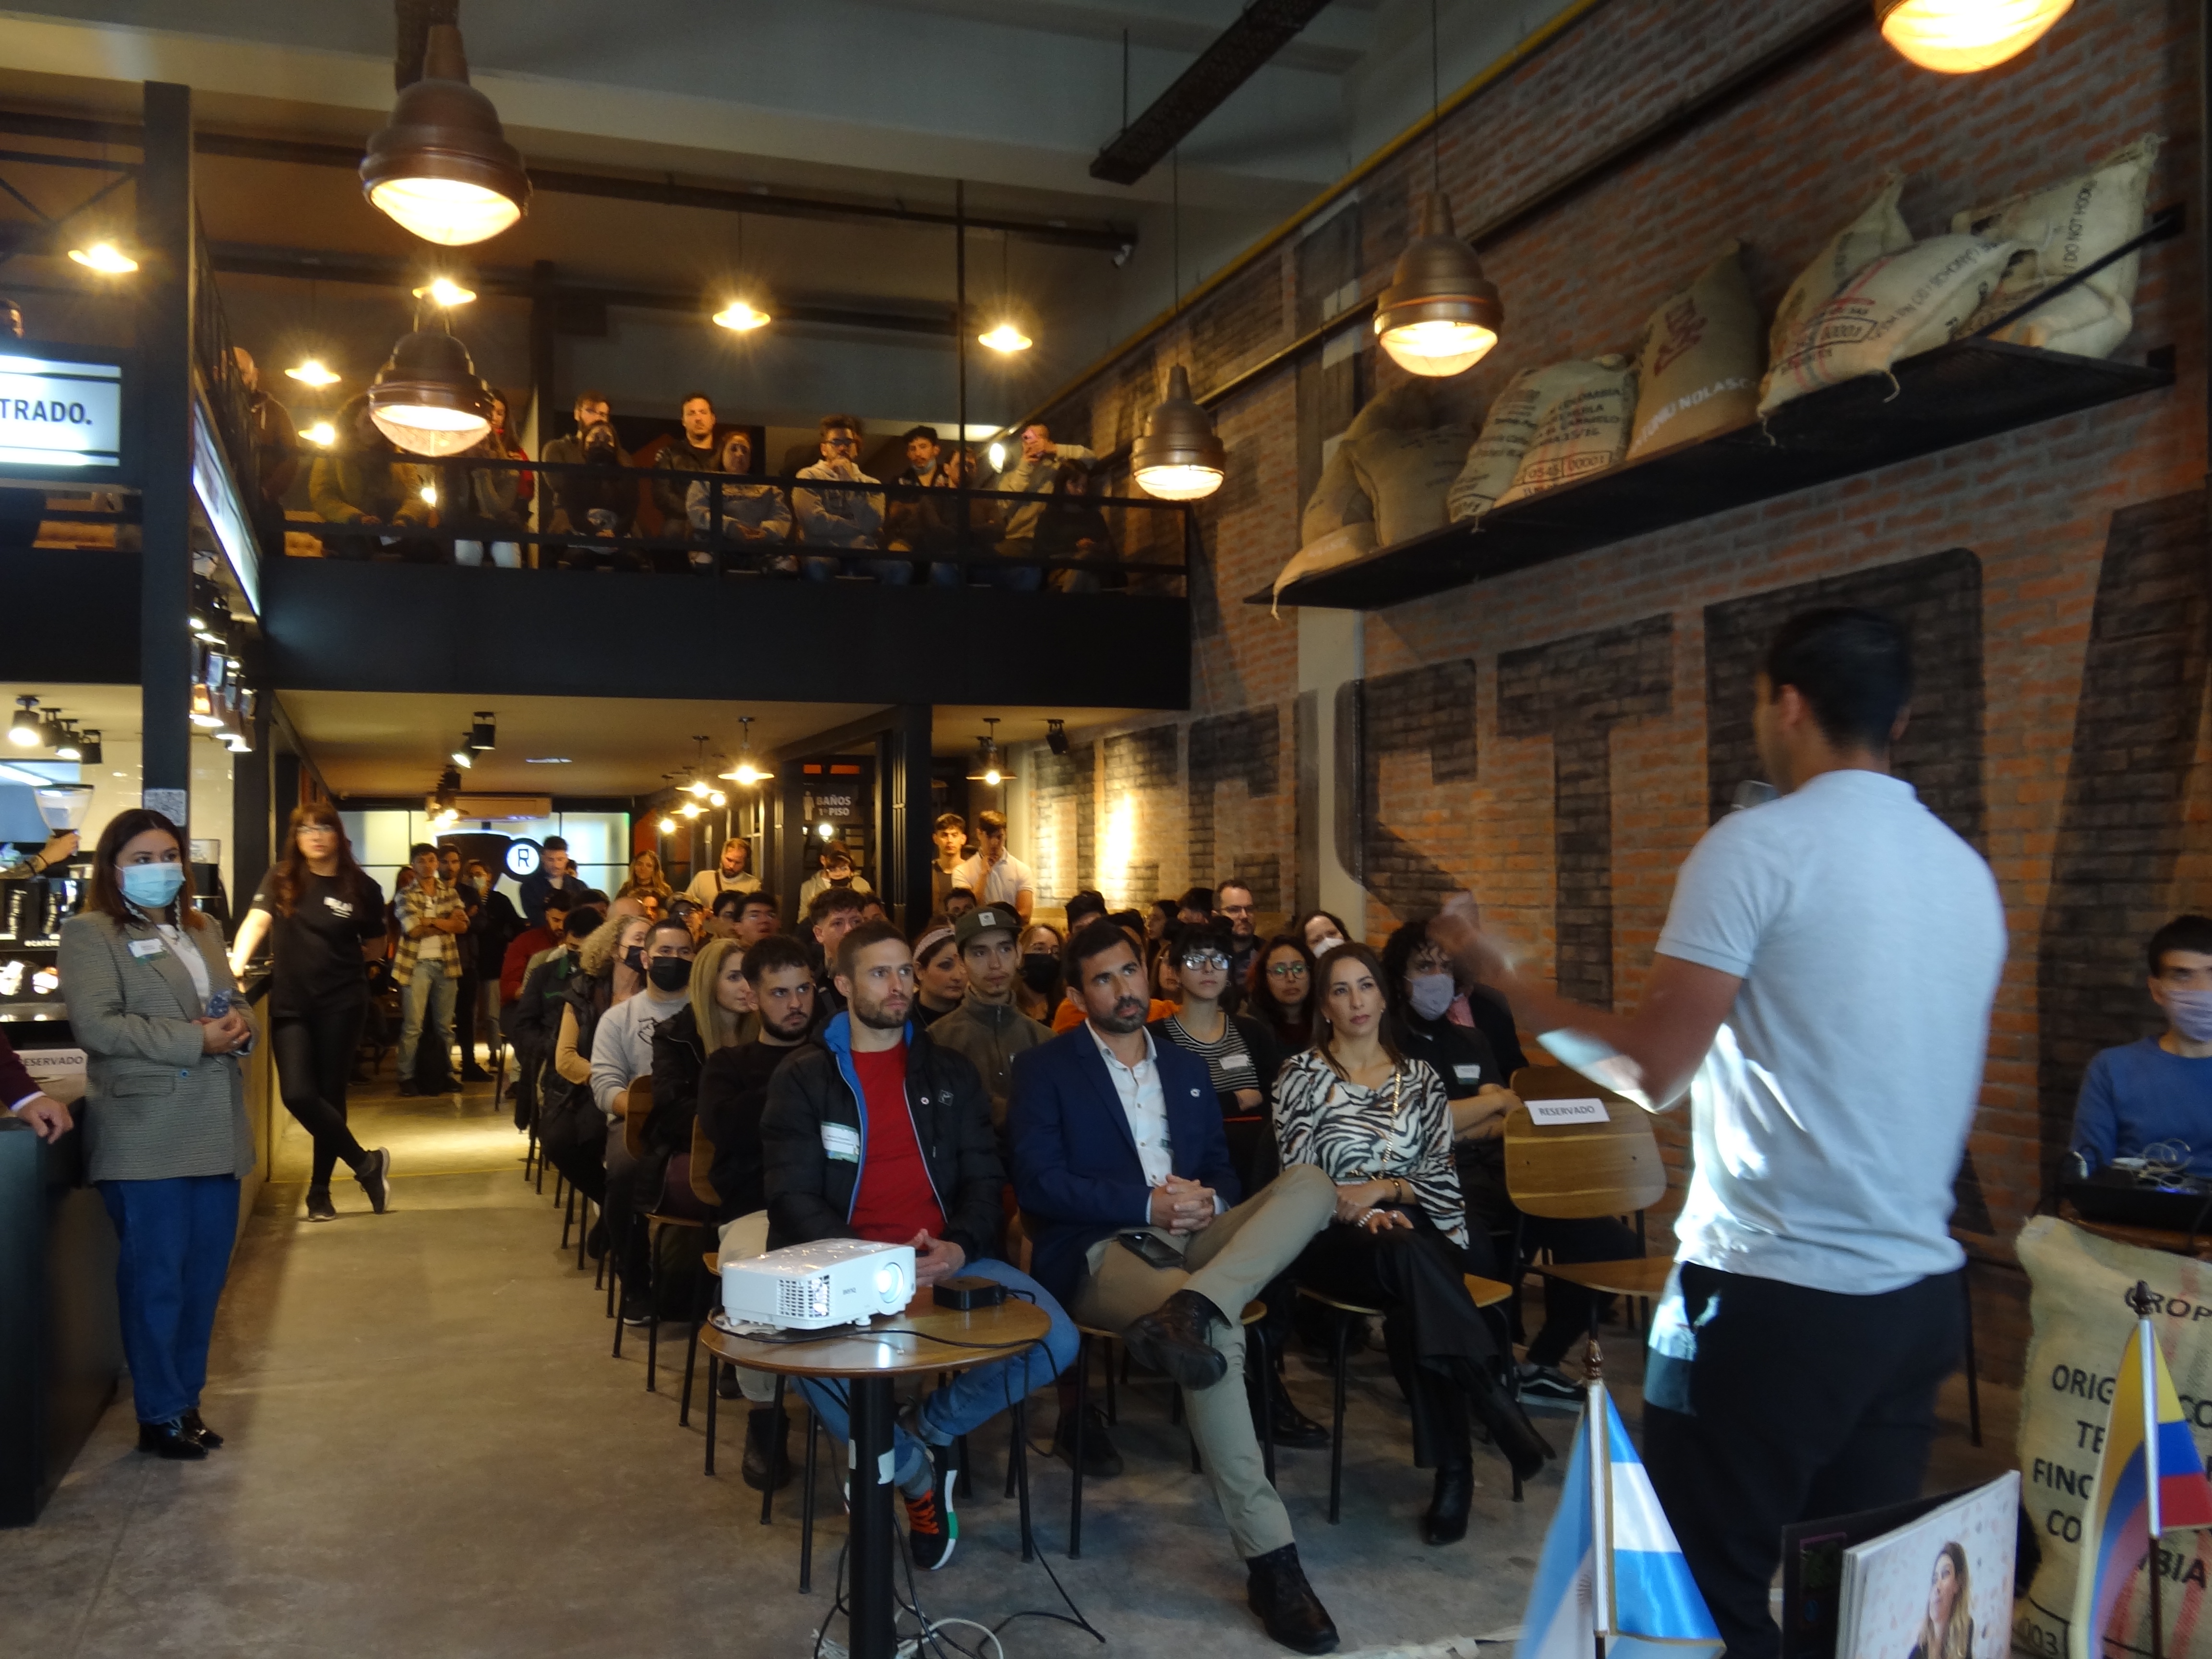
left=136, top=82, right=195, bottom=819
left=0, top=109, right=1135, bottom=253
left=204, top=240, right=957, bottom=337
left=1090, top=0, right=1335, bottom=186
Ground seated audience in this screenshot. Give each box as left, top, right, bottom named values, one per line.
left=685, top=836, right=762, bottom=907
left=806, top=887, right=869, bottom=1018
left=456, top=421, right=527, bottom=568
left=911, top=924, right=966, bottom=1028
left=1014, top=922, right=1064, bottom=1025
left=545, top=397, right=632, bottom=567
left=2072, top=914, right=2212, bottom=1179
left=1053, top=919, right=1176, bottom=1032
left=1295, top=910, right=1352, bottom=958
left=1178, top=886, right=1216, bottom=927
left=696, top=933, right=820, bottom=1483
left=729, top=889, right=781, bottom=946
left=649, top=391, right=722, bottom=531
left=926, top=905, right=1050, bottom=1133
left=1248, top=933, right=1316, bottom=1053
left=1148, top=898, right=1179, bottom=945
left=501, top=896, right=578, bottom=1132
left=1274, top=943, right=1549, bottom=1545
left=762, top=921, right=1078, bottom=1571
left=944, top=886, right=979, bottom=924
left=588, top=914, right=695, bottom=1321
left=1009, top=920, right=1341, bottom=1654
left=543, top=909, right=639, bottom=1219
left=798, top=841, right=872, bottom=909
left=1154, top=920, right=1285, bottom=1194
left=953, top=810, right=1035, bottom=924
left=794, top=414, right=897, bottom=583
left=883, top=424, right=965, bottom=587
left=687, top=428, right=793, bottom=573
left=648, top=937, right=756, bottom=1220
left=311, top=395, right=430, bottom=560
left=1065, top=890, right=1108, bottom=933
left=1215, top=880, right=1262, bottom=1004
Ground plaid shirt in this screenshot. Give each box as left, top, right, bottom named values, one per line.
left=393, top=877, right=466, bottom=985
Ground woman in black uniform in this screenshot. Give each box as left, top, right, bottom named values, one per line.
left=228, top=803, right=393, bottom=1221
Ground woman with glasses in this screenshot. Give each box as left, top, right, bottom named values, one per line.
left=1274, top=942, right=1550, bottom=1544
left=1247, top=933, right=1317, bottom=1051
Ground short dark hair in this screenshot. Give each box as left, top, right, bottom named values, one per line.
left=946, top=886, right=978, bottom=906
left=543, top=889, right=574, bottom=914
left=1172, top=918, right=1237, bottom=962
left=1179, top=885, right=1214, bottom=914
left=1215, top=879, right=1254, bottom=905
left=647, top=915, right=693, bottom=949
left=933, top=812, right=966, bottom=835
left=1065, top=917, right=1139, bottom=983
left=1108, top=908, right=1146, bottom=936
left=903, top=424, right=940, bottom=445
left=819, top=413, right=863, bottom=438
left=978, top=810, right=1008, bottom=835
left=1065, top=889, right=1107, bottom=929
left=543, top=835, right=568, bottom=851
left=710, top=889, right=748, bottom=919
left=2149, top=916, right=2212, bottom=977
left=742, top=934, right=812, bottom=985
left=573, top=390, right=608, bottom=413
left=739, top=890, right=778, bottom=915
left=1761, top=606, right=1913, bottom=753
left=808, top=886, right=866, bottom=925
left=409, top=842, right=437, bottom=861
left=561, top=904, right=606, bottom=941
left=681, top=390, right=713, bottom=410
left=835, top=917, right=906, bottom=980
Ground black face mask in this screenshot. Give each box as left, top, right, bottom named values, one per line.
left=622, top=945, right=645, bottom=974
left=1020, top=955, right=1059, bottom=992
left=647, top=959, right=692, bottom=993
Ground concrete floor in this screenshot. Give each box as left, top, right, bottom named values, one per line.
left=0, top=1063, right=2014, bottom=1659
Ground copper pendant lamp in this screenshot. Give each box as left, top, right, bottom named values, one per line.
left=361, top=24, right=531, bottom=246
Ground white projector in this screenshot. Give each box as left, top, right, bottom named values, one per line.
left=721, top=1239, right=916, bottom=1330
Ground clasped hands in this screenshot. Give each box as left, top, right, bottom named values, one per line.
left=196, top=1010, right=252, bottom=1055
left=1148, top=1174, right=1217, bottom=1235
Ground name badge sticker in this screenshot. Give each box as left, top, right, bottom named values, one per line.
left=1527, top=1098, right=1611, bottom=1125
left=1452, top=1063, right=1481, bottom=1082
left=1223, top=1052, right=1252, bottom=1070
left=128, top=938, right=165, bottom=959
left=821, top=1123, right=861, bottom=1162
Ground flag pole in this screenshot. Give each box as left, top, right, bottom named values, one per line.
left=2133, top=1281, right=2166, bottom=1659
left=1588, top=1329, right=1611, bottom=1659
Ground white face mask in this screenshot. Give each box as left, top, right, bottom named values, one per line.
left=1406, top=972, right=1456, bottom=1022
left=2165, top=986, right=2212, bottom=1044
left=1310, top=934, right=1346, bottom=959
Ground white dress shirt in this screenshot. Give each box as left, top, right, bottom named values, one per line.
left=954, top=851, right=1034, bottom=907
left=1087, top=1022, right=1172, bottom=1194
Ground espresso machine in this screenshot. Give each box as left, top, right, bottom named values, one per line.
left=0, top=782, right=93, bottom=1020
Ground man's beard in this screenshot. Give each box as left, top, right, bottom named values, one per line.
left=765, top=1007, right=811, bottom=1040
left=852, top=989, right=911, bottom=1032
left=1091, top=996, right=1147, bottom=1035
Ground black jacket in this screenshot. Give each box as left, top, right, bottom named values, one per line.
left=697, top=1038, right=808, bottom=1224
left=759, top=1014, right=1004, bottom=1267
left=538, top=965, right=613, bottom=1137
left=1398, top=1011, right=1503, bottom=1100
left=648, top=1003, right=706, bottom=1158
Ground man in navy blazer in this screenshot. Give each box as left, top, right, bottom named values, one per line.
left=1009, top=921, right=1339, bottom=1655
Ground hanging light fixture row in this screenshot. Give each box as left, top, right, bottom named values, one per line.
left=718, top=717, right=775, bottom=786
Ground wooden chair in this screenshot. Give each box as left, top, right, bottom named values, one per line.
left=1297, top=1271, right=1518, bottom=1520
left=1503, top=1065, right=1673, bottom=1350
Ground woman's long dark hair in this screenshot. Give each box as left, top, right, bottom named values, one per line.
left=1311, top=941, right=1403, bottom=1079
left=266, top=800, right=371, bottom=917
left=1246, top=931, right=1316, bottom=1046
left=1379, top=917, right=1435, bottom=1026
left=86, top=808, right=204, bottom=929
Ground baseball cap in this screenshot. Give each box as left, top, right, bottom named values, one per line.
left=954, top=905, right=1020, bottom=947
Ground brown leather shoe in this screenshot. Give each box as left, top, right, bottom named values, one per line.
left=1121, top=1289, right=1227, bottom=1391
left=1246, top=1543, right=1339, bottom=1653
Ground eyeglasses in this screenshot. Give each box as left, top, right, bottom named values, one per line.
left=1180, top=951, right=1230, bottom=971
left=1220, top=903, right=1255, bottom=916
left=1267, top=962, right=1308, bottom=979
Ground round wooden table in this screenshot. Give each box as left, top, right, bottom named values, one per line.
left=702, top=1289, right=1053, bottom=1659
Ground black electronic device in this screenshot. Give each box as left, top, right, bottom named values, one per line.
left=932, top=1275, right=1006, bottom=1310
left=1117, top=1230, right=1184, bottom=1271
left=2064, top=1167, right=2212, bottom=1232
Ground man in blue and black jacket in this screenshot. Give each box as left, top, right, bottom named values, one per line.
left=760, top=919, right=1077, bottom=1573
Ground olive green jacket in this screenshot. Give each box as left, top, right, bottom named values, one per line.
left=58, top=910, right=255, bottom=1184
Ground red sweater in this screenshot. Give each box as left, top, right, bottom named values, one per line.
left=846, top=1043, right=946, bottom=1244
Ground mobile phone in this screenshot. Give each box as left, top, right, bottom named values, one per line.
left=1117, top=1230, right=1184, bottom=1271
left=204, top=990, right=233, bottom=1018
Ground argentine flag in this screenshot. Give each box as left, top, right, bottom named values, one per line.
left=1518, top=1383, right=1721, bottom=1659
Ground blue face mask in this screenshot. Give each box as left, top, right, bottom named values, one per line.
left=120, top=862, right=188, bottom=911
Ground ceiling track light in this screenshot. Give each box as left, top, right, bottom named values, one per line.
left=77, top=729, right=102, bottom=766
left=369, top=327, right=494, bottom=456
left=1046, top=719, right=1070, bottom=757
left=469, top=711, right=496, bottom=751
left=361, top=23, right=531, bottom=246
left=1875, top=0, right=2073, bottom=72
left=450, top=733, right=474, bottom=769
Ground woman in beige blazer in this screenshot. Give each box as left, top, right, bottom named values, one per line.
left=59, top=808, right=255, bottom=1461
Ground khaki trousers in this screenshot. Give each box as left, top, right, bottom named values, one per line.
left=1068, top=1162, right=1335, bottom=1559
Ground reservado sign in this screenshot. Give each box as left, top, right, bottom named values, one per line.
left=0, top=352, right=123, bottom=468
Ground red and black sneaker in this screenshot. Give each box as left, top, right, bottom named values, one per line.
left=903, top=1445, right=959, bottom=1571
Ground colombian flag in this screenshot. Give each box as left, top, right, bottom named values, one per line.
left=2071, top=1314, right=2212, bottom=1659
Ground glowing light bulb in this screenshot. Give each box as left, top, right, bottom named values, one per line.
left=978, top=321, right=1032, bottom=352
left=420, top=483, right=438, bottom=506
left=369, top=177, right=522, bottom=247
left=1376, top=316, right=1498, bottom=378
left=302, top=420, right=338, bottom=447
left=714, top=299, right=771, bottom=331
left=412, top=277, right=476, bottom=307
left=68, top=242, right=137, bottom=274
left=286, top=358, right=342, bottom=388
left=986, top=441, right=1007, bottom=471
left=658, top=816, right=677, bottom=835
left=1877, top=0, right=2073, bottom=73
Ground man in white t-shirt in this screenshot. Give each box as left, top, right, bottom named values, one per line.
left=953, top=809, right=1034, bottom=924
left=1432, top=606, right=2007, bottom=1659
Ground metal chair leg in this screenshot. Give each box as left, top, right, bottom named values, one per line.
left=1105, top=1334, right=1119, bottom=1423
left=1961, top=1261, right=1982, bottom=1448
left=798, top=1408, right=819, bottom=1593
left=560, top=1184, right=576, bottom=1250
left=1328, top=1312, right=1350, bottom=1524
left=1070, top=1332, right=1090, bottom=1559
left=704, top=1355, right=719, bottom=1476
left=1012, top=1396, right=1034, bottom=1564
left=644, top=1226, right=660, bottom=1392
left=761, top=1375, right=785, bottom=1525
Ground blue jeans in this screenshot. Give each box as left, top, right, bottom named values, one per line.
left=100, top=1175, right=240, bottom=1424
left=798, top=1257, right=1078, bottom=1488
left=396, top=969, right=458, bottom=1076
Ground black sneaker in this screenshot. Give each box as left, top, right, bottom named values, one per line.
left=903, top=1445, right=959, bottom=1571
left=620, top=1294, right=654, bottom=1327
left=1517, top=1362, right=1582, bottom=1404
left=356, top=1148, right=393, bottom=1214
left=304, top=1188, right=337, bottom=1223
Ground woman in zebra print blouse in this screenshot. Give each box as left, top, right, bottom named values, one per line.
left=1274, top=942, right=1551, bottom=1544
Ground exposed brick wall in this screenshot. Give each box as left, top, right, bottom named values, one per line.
left=1018, top=0, right=2209, bottom=1385
left=1031, top=741, right=1096, bottom=907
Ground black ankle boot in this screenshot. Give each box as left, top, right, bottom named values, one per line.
left=137, top=1419, right=209, bottom=1461
left=1424, top=1459, right=1474, bottom=1544
left=1467, top=1367, right=1551, bottom=1483
left=742, top=1407, right=792, bottom=1491
left=1246, top=1543, right=1339, bottom=1654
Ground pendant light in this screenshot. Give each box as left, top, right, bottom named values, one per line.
left=1374, top=0, right=1503, bottom=378
left=979, top=235, right=1034, bottom=353
left=360, top=23, right=531, bottom=246
left=287, top=358, right=342, bottom=388
left=714, top=211, right=773, bottom=332
left=965, top=718, right=1016, bottom=787
left=412, top=277, right=477, bottom=308
left=1132, top=150, right=1226, bottom=503
left=717, top=717, right=775, bottom=787
left=67, top=241, right=138, bottom=275
left=1875, top=0, right=2072, bottom=73
left=368, top=328, right=494, bottom=456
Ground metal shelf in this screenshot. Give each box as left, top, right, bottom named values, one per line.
left=1251, top=339, right=2176, bottom=612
